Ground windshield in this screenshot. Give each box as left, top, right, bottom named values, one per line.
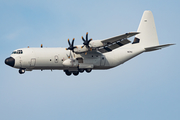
left=12, top=50, right=23, bottom=54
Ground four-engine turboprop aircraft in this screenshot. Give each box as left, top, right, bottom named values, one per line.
left=5, top=11, right=174, bottom=76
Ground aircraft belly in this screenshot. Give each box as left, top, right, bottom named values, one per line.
left=83, top=58, right=100, bottom=66
left=104, top=47, right=145, bottom=68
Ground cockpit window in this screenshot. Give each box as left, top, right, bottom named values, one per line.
left=12, top=50, right=23, bottom=54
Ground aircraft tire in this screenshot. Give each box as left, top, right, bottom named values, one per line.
left=19, top=69, right=25, bottom=74
left=73, top=71, right=79, bottom=76
left=65, top=71, right=72, bottom=76
left=79, top=69, right=84, bottom=73
left=85, top=69, right=92, bottom=73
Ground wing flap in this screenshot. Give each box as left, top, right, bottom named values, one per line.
left=98, top=39, right=131, bottom=53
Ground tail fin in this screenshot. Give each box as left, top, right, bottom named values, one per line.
left=133, top=11, right=159, bottom=48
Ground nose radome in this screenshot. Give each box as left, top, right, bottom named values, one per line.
left=5, top=57, right=15, bottom=67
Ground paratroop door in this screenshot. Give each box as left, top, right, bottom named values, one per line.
left=30, top=58, right=36, bottom=67
left=100, top=56, right=106, bottom=66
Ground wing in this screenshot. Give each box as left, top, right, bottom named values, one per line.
left=98, top=32, right=139, bottom=53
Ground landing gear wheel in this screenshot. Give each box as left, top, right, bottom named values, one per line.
left=79, top=69, right=84, bottom=73
left=19, top=69, right=25, bottom=74
left=73, top=71, right=79, bottom=76
left=65, top=71, right=72, bottom=76
left=85, top=69, right=92, bottom=73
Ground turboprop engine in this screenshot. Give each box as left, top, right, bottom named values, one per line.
left=73, top=32, right=104, bottom=54
left=89, top=40, right=104, bottom=48
left=73, top=45, right=89, bottom=53
left=73, top=40, right=104, bottom=53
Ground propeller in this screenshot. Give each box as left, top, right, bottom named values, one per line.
left=66, top=50, right=73, bottom=59
left=81, top=32, right=92, bottom=48
left=66, top=38, right=77, bottom=52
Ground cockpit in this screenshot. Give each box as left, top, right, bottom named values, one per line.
left=12, top=50, right=23, bottom=54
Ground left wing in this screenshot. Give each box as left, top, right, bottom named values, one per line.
left=98, top=32, right=139, bottom=53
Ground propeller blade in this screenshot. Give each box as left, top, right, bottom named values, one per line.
left=70, top=51, right=73, bottom=59
left=82, top=36, right=85, bottom=42
left=86, top=32, right=88, bottom=41
left=68, top=39, right=70, bottom=46
left=66, top=54, right=70, bottom=58
left=81, top=32, right=93, bottom=48
left=66, top=38, right=76, bottom=52
left=72, top=38, right=75, bottom=46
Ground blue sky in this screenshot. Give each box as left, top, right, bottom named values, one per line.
left=0, top=0, right=179, bottom=120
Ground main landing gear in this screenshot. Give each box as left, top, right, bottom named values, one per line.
left=64, top=68, right=92, bottom=76
left=19, top=68, right=25, bottom=74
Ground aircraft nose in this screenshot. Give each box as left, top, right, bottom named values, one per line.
left=5, top=57, right=15, bottom=67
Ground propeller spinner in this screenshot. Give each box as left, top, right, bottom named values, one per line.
left=66, top=38, right=77, bottom=52
left=81, top=32, right=92, bottom=48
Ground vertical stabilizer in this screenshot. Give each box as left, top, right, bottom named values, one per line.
left=134, top=11, right=159, bottom=48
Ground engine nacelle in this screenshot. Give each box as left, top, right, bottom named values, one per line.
left=62, top=59, right=78, bottom=67
left=73, top=40, right=104, bottom=54
left=74, top=45, right=89, bottom=53
left=89, top=40, right=104, bottom=48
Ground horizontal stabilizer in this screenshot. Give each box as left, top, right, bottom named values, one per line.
left=145, top=44, right=175, bottom=52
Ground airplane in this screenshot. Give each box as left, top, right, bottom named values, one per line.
left=5, top=10, right=174, bottom=76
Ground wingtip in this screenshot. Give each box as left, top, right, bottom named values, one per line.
left=130, top=32, right=140, bottom=34
left=169, top=43, right=176, bottom=46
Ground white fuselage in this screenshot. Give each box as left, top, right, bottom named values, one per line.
left=5, top=11, right=173, bottom=76
left=10, top=44, right=145, bottom=71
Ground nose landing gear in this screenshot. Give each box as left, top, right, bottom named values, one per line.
left=19, top=69, right=25, bottom=74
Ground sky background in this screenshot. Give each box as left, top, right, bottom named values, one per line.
left=0, top=0, right=180, bottom=120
